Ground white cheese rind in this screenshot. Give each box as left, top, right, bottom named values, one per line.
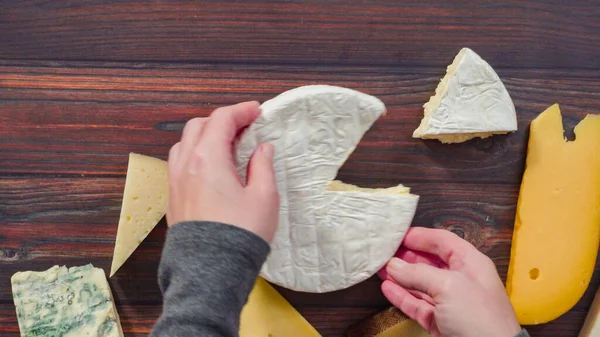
left=413, top=48, right=517, bottom=143
left=235, top=85, right=419, bottom=293
left=110, top=153, right=168, bottom=276
left=11, top=264, right=124, bottom=337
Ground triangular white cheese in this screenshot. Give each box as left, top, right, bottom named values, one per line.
left=235, top=85, right=419, bottom=293
left=413, top=48, right=517, bottom=143
left=110, top=153, right=168, bottom=277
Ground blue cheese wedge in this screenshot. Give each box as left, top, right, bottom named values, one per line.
left=11, top=264, right=123, bottom=337
left=413, top=48, right=517, bottom=143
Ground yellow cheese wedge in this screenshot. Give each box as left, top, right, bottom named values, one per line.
left=110, top=153, right=168, bottom=276
left=579, top=285, right=600, bottom=337
left=506, top=104, right=600, bottom=325
left=240, top=277, right=321, bottom=337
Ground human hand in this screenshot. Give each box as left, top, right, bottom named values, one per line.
left=381, top=227, right=521, bottom=337
left=166, top=101, right=280, bottom=243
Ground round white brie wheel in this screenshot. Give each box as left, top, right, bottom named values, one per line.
left=235, top=85, right=419, bottom=293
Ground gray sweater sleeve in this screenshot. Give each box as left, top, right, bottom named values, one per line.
left=150, top=221, right=270, bottom=337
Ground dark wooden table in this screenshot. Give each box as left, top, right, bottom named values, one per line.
left=1, top=1, right=600, bottom=336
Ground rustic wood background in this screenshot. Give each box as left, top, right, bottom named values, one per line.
left=1, top=1, right=599, bottom=336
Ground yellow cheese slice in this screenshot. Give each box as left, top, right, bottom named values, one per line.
left=506, top=104, right=600, bottom=325
left=110, top=153, right=168, bottom=277
left=579, top=285, right=600, bottom=337
left=240, top=277, right=321, bottom=337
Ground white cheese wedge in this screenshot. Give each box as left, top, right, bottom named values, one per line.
left=110, top=153, right=168, bottom=276
left=413, top=48, right=517, bottom=143
left=235, top=85, right=419, bottom=293
left=11, top=264, right=123, bottom=337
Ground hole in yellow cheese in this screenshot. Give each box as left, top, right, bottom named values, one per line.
left=529, top=268, right=539, bottom=280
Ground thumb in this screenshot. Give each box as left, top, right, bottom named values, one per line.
left=246, top=143, right=278, bottom=201
left=386, top=258, right=450, bottom=300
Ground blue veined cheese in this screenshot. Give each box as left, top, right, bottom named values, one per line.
left=11, top=264, right=124, bottom=337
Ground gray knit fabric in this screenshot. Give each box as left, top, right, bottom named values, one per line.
left=150, top=221, right=270, bottom=337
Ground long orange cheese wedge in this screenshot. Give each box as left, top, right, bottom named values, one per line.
left=507, top=104, right=600, bottom=325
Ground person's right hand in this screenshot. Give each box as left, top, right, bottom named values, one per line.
left=381, top=227, right=521, bottom=337
left=166, top=101, right=280, bottom=243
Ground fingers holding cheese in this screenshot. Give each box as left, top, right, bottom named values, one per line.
left=378, top=246, right=447, bottom=282
left=167, top=102, right=280, bottom=243
left=179, top=117, right=207, bottom=167
left=202, top=101, right=261, bottom=149
left=244, top=143, right=279, bottom=243
left=386, top=258, right=450, bottom=299
left=381, top=228, right=521, bottom=337
left=381, top=280, right=436, bottom=334
left=401, top=227, right=493, bottom=276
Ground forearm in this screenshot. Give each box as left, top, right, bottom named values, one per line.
left=150, top=221, right=270, bottom=337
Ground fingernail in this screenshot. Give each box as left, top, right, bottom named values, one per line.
left=388, top=258, right=406, bottom=272
left=261, top=143, right=274, bottom=159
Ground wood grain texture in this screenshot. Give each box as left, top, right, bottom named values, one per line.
left=2, top=62, right=600, bottom=183
left=1, top=1, right=600, bottom=68
left=1, top=1, right=600, bottom=336
left=1, top=178, right=599, bottom=336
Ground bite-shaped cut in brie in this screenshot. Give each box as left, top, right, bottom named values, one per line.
left=235, top=85, right=419, bottom=293
left=413, top=48, right=517, bottom=143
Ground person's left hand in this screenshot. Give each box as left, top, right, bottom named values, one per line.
left=166, top=101, right=280, bottom=243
